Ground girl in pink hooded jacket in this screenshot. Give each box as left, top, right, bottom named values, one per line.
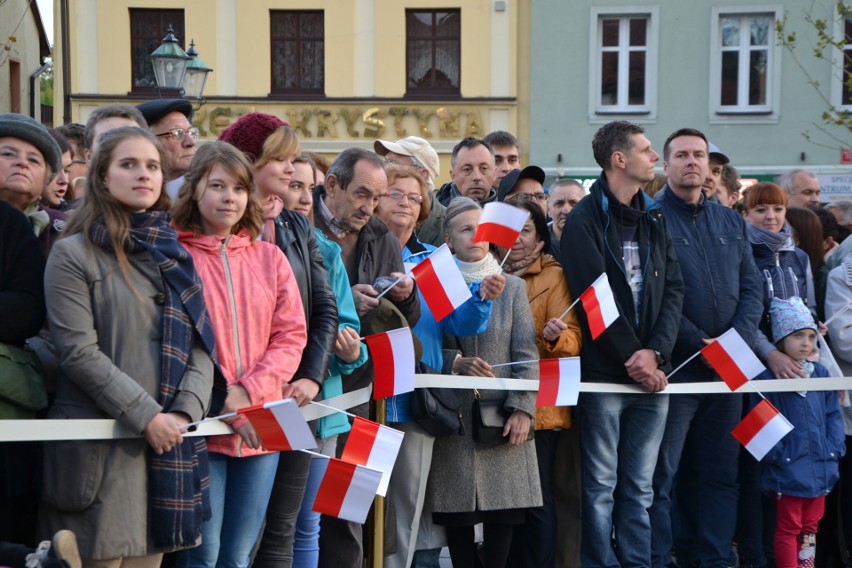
left=172, top=142, right=307, bottom=568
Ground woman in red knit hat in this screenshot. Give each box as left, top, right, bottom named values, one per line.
left=219, top=113, right=340, bottom=567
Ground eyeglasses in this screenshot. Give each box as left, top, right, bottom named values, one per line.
left=156, top=127, right=200, bottom=142
left=385, top=190, right=423, bottom=205
left=506, top=192, right=547, bottom=203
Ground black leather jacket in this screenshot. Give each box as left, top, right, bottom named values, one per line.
left=273, top=209, right=338, bottom=386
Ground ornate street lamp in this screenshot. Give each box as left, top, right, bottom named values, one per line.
left=149, top=25, right=190, bottom=91
left=183, top=40, right=213, bottom=106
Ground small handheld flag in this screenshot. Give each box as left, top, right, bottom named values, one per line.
left=236, top=399, right=317, bottom=451
left=473, top=201, right=530, bottom=249
left=537, top=358, right=581, bottom=407
left=579, top=273, right=619, bottom=340
left=312, top=458, right=383, bottom=523
left=732, top=399, right=794, bottom=461
left=701, top=328, right=766, bottom=391
left=411, top=244, right=472, bottom=322
left=340, top=416, right=404, bottom=496
left=365, top=327, right=416, bottom=399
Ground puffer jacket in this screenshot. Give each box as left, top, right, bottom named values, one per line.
left=748, top=223, right=816, bottom=360
left=515, top=253, right=582, bottom=429
left=560, top=173, right=684, bottom=383
left=753, top=363, right=845, bottom=497
left=655, top=187, right=763, bottom=380
left=178, top=230, right=307, bottom=457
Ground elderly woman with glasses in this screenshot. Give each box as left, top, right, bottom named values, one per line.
left=373, top=163, right=505, bottom=568
left=496, top=165, right=548, bottom=215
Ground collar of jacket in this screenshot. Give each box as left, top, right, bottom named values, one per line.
left=593, top=172, right=661, bottom=219
left=657, top=183, right=707, bottom=216
left=436, top=181, right=497, bottom=206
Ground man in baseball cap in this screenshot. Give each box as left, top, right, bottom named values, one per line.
left=496, top=165, right=547, bottom=214
left=374, top=136, right=447, bottom=246
left=702, top=141, right=730, bottom=202
left=136, top=99, right=197, bottom=198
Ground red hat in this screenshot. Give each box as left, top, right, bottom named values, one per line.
left=218, top=112, right=288, bottom=163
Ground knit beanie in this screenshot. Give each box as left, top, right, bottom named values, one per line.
left=218, top=112, right=289, bottom=164
left=0, top=113, right=62, bottom=176
left=770, top=296, right=817, bottom=343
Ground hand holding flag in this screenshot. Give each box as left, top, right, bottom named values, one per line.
left=235, top=399, right=318, bottom=451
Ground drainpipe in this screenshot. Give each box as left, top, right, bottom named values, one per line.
left=61, top=0, right=71, bottom=124
left=28, top=61, right=51, bottom=120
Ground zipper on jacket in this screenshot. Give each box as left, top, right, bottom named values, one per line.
left=220, top=237, right=245, bottom=457
left=221, top=237, right=243, bottom=377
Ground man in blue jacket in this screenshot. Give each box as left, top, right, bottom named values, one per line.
left=650, top=128, right=763, bottom=568
left=561, top=121, right=684, bottom=568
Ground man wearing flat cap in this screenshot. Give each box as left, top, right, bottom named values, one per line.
left=374, top=136, right=447, bottom=247
left=496, top=165, right=547, bottom=215
left=136, top=99, right=198, bottom=198
left=0, top=113, right=62, bottom=240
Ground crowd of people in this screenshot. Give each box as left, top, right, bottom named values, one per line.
left=0, top=104, right=851, bottom=568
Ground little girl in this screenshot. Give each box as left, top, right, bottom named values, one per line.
left=171, top=142, right=307, bottom=568
left=755, top=296, right=845, bottom=568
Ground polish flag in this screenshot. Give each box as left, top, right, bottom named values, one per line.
left=701, top=328, right=765, bottom=391
left=732, top=399, right=794, bottom=461
left=365, top=327, right=416, bottom=400
left=312, top=458, right=383, bottom=524
left=473, top=201, right=530, bottom=249
left=236, top=399, right=317, bottom=451
left=579, top=273, right=620, bottom=340
left=340, top=416, right=405, bottom=496
left=411, top=244, right=472, bottom=322
left=537, top=357, right=581, bottom=407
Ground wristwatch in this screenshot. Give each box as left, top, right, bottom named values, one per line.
left=653, top=350, right=666, bottom=367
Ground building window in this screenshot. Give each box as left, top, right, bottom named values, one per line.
left=406, top=9, right=460, bottom=97
left=830, top=12, right=852, bottom=110
left=588, top=8, right=658, bottom=119
left=130, top=9, right=184, bottom=93
left=710, top=7, right=782, bottom=120
left=270, top=10, right=324, bottom=95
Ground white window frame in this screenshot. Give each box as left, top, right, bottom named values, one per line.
left=588, top=6, right=659, bottom=122
left=709, top=6, right=782, bottom=124
left=830, top=11, right=852, bottom=112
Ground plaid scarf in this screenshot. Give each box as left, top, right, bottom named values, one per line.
left=89, top=211, right=218, bottom=549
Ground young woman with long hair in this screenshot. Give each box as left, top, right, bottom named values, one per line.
left=41, top=126, right=217, bottom=566
left=170, top=142, right=307, bottom=568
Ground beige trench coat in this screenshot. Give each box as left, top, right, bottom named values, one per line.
left=39, top=234, right=213, bottom=560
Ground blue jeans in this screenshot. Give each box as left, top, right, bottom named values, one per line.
left=174, top=451, right=279, bottom=568
left=649, top=393, right=742, bottom=568
left=292, top=436, right=337, bottom=568
left=580, top=392, right=668, bottom=568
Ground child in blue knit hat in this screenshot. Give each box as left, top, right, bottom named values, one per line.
left=754, top=296, right=845, bottom=568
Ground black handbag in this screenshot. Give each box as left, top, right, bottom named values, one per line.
left=410, top=387, right=465, bottom=437
left=471, top=390, right=534, bottom=448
